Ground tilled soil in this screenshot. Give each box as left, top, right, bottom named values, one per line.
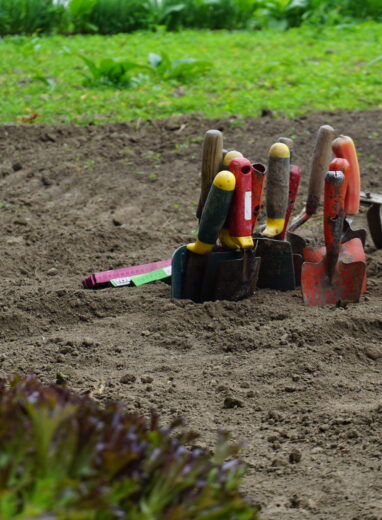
left=0, top=110, right=382, bottom=520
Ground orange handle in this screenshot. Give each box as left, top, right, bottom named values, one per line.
left=324, top=170, right=347, bottom=278
left=332, top=136, right=360, bottom=215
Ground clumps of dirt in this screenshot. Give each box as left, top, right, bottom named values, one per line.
left=0, top=110, right=382, bottom=520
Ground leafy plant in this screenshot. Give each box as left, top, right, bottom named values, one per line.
left=148, top=52, right=211, bottom=82
left=67, top=0, right=98, bottom=33
left=0, top=374, right=258, bottom=519
left=0, top=0, right=66, bottom=35
left=143, top=0, right=186, bottom=29
left=80, top=55, right=151, bottom=88
left=80, top=0, right=151, bottom=34
left=0, top=0, right=381, bottom=34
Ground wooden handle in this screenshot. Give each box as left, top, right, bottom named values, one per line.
left=324, top=170, right=347, bottom=278
left=306, top=125, right=335, bottom=215
left=196, top=130, right=223, bottom=219
left=278, top=137, right=294, bottom=161
left=332, top=135, right=360, bottom=215
left=262, top=143, right=290, bottom=237
left=280, top=165, right=302, bottom=240
left=251, top=162, right=267, bottom=231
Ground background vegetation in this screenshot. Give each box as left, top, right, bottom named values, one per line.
left=0, top=23, right=381, bottom=124
left=0, top=0, right=381, bottom=35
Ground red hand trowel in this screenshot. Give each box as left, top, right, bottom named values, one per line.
left=301, top=170, right=366, bottom=306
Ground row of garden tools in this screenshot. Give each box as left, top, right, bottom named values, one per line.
left=171, top=125, right=367, bottom=305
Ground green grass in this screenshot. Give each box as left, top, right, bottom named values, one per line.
left=0, top=22, right=381, bottom=124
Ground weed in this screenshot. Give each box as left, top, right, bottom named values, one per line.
left=83, top=159, right=95, bottom=170
left=230, top=119, right=246, bottom=128
left=144, top=151, right=161, bottom=160
left=147, top=51, right=212, bottom=82
left=175, top=142, right=190, bottom=149
left=80, top=55, right=151, bottom=88
left=190, top=135, right=203, bottom=143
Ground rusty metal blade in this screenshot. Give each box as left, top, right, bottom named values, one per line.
left=301, top=238, right=366, bottom=306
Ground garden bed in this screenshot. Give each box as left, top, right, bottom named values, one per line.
left=0, top=110, right=381, bottom=519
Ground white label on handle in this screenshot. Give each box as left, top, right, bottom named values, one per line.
left=244, top=191, right=252, bottom=220
left=111, top=277, right=132, bottom=287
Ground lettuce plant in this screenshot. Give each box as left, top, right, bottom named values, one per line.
left=0, top=375, right=258, bottom=520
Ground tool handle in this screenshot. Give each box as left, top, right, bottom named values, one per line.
left=278, top=137, right=294, bottom=162
left=251, top=162, right=267, bottom=231
left=228, top=157, right=254, bottom=238
left=196, top=130, right=223, bottom=219
left=332, top=135, right=360, bottom=215
left=324, top=170, right=347, bottom=278
left=306, top=125, right=335, bottom=215
left=190, top=170, right=235, bottom=253
left=328, top=157, right=351, bottom=215
left=280, top=164, right=302, bottom=240
left=262, top=143, right=290, bottom=237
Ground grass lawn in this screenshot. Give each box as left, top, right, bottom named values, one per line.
left=0, top=22, right=381, bottom=124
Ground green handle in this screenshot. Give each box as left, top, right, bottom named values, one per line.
left=188, top=171, right=235, bottom=255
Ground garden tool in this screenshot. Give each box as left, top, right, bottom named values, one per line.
left=288, top=124, right=335, bottom=233
left=332, top=136, right=366, bottom=246
left=287, top=125, right=335, bottom=278
left=332, top=135, right=360, bottom=215
left=83, top=259, right=171, bottom=289
left=196, top=129, right=224, bottom=219
left=219, top=157, right=265, bottom=248
left=301, top=170, right=366, bottom=306
left=329, top=156, right=366, bottom=247
left=276, top=137, right=303, bottom=284
left=255, top=142, right=296, bottom=291
left=172, top=166, right=261, bottom=302
left=360, top=190, right=382, bottom=249
left=276, top=136, right=302, bottom=240
left=305, top=157, right=367, bottom=294
left=289, top=153, right=366, bottom=284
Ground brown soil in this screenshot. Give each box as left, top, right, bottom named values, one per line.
left=1, top=110, right=382, bottom=520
